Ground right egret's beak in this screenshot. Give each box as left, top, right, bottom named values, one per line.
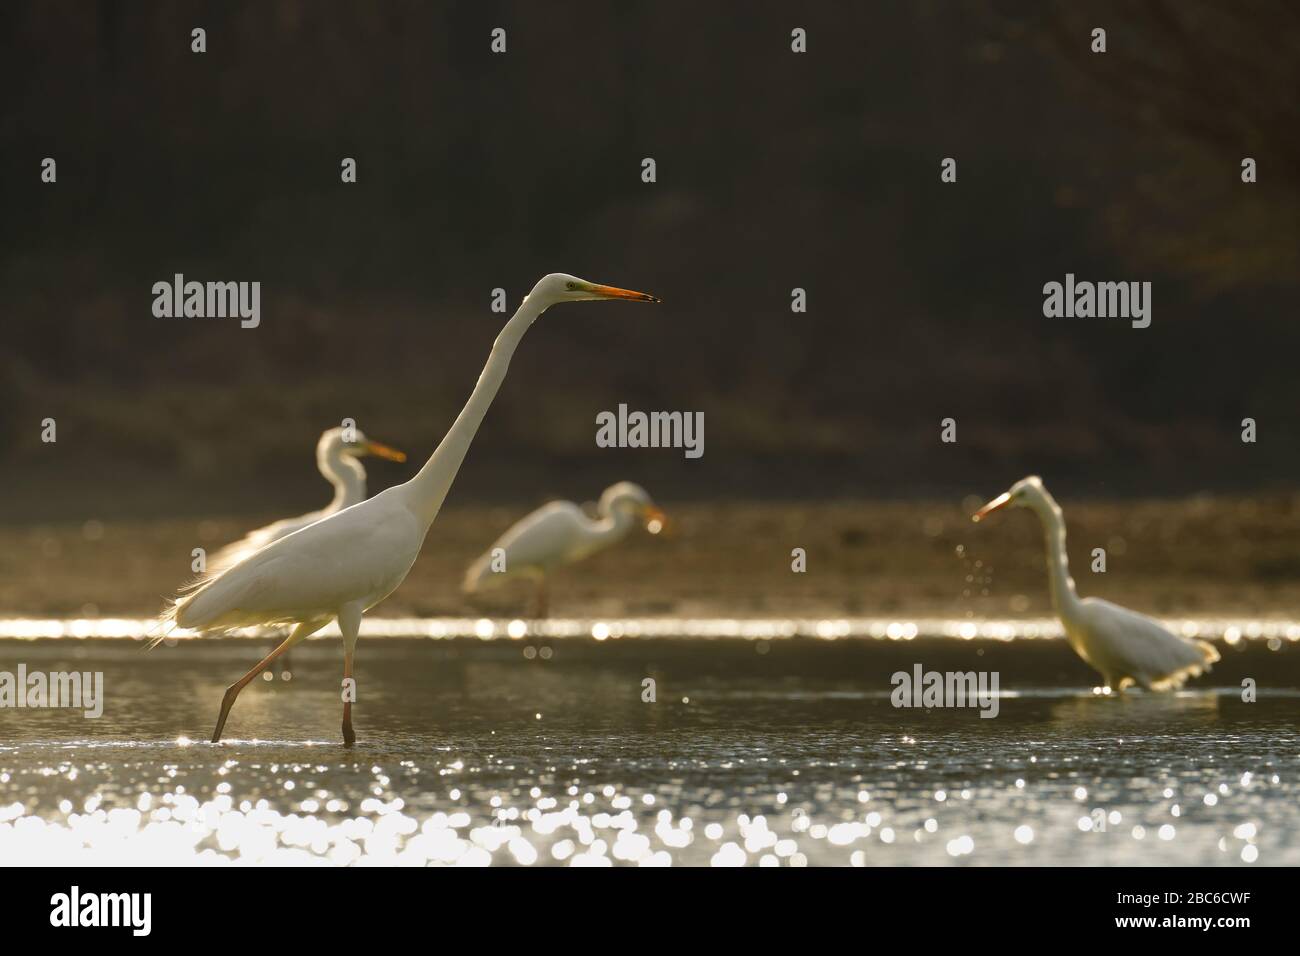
left=643, top=505, right=670, bottom=535
left=364, top=440, right=407, bottom=463
left=586, top=282, right=661, bottom=303
left=972, top=492, right=1012, bottom=523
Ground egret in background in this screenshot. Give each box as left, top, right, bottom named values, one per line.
left=462, top=481, right=667, bottom=617
left=209, top=426, right=406, bottom=571
left=972, top=475, right=1219, bottom=693
left=158, top=273, right=659, bottom=745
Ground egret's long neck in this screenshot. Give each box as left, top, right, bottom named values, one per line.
left=404, top=293, right=548, bottom=527
left=322, top=449, right=366, bottom=511
left=1032, top=494, right=1080, bottom=616
left=591, top=503, right=637, bottom=545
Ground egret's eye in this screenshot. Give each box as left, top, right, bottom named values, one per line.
left=565, top=282, right=576, bottom=290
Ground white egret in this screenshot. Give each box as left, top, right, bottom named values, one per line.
left=462, top=481, right=667, bottom=617
left=972, top=475, right=1219, bottom=692
left=209, top=426, right=406, bottom=571
left=159, top=273, right=659, bottom=744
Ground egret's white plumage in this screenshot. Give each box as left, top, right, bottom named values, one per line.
left=973, top=475, right=1219, bottom=692
left=463, top=481, right=665, bottom=615
left=160, top=273, right=659, bottom=744
left=208, top=426, right=406, bottom=571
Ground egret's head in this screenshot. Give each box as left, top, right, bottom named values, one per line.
left=532, top=273, right=660, bottom=305
left=600, top=481, right=669, bottom=534
left=320, top=426, right=407, bottom=463
left=972, top=475, right=1048, bottom=522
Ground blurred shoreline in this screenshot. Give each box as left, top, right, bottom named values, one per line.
left=1, top=496, right=1296, bottom=619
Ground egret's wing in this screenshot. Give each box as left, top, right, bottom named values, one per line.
left=1078, top=598, right=1219, bottom=689
left=175, top=491, right=422, bottom=632
left=463, top=501, right=589, bottom=591
left=493, top=502, right=590, bottom=566
left=209, top=508, right=330, bottom=570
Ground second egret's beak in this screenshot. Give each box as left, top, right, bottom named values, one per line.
left=586, top=282, right=660, bottom=303
left=643, top=505, right=669, bottom=535
left=972, top=492, right=1012, bottom=523
left=364, top=440, right=407, bottom=463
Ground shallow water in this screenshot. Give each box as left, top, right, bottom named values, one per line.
left=0, top=621, right=1296, bottom=866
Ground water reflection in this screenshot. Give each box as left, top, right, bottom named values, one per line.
left=0, top=623, right=1295, bottom=866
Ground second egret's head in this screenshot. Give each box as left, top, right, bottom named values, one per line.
left=532, top=273, right=660, bottom=305
left=972, top=475, right=1049, bottom=522
left=320, top=426, right=407, bottom=463
left=600, top=481, right=669, bottom=534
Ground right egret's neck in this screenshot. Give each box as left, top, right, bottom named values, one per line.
left=403, top=292, right=549, bottom=527
left=1031, top=494, right=1080, bottom=616
left=321, top=448, right=366, bottom=511
left=591, top=502, right=637, bottom=545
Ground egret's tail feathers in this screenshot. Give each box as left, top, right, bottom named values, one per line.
left=174, top=571, right=215, bottom=595
left=151, top=561, right=229, bottom=645
left=1146, top=640, right=1220, bottom=691
left=150, top=586, right=201, bottom=648
left=145, top=605, right=178, bottom=650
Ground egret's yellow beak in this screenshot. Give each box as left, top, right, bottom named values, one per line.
left=643, top=505, right=670, bottom=535
left=972, top=492, right=1012, bottom=523
left=364, top=440, right=407, bottom=463
left=587, top=282, right=660, bottom=303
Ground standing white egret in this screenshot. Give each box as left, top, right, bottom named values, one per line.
left=159, top=273, right=659, bottom=745
left=209, top=426, right=406, bottom=571
left=462, top=481, right=667, bottom=617
left=972, top=475, right=1219, bottom=692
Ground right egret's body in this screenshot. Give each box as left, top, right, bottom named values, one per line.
left=209, top=427, right=406, bottom=571
left=159, top=273, right=658, bottom=745
left=463, top=481, right=665, bottom=616
left=973, top=476, right=1219, bottom=693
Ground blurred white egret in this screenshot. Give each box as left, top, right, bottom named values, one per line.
left=973, top=475, right=1219, bottom=692
left=159, top=273, right=659, bottom=744
left=462, top=481, right=667, bottom=617
left=209, top=426, right=406, bottom=571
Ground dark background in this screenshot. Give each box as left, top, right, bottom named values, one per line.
left=2, top=0, right=1297, bottom=521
